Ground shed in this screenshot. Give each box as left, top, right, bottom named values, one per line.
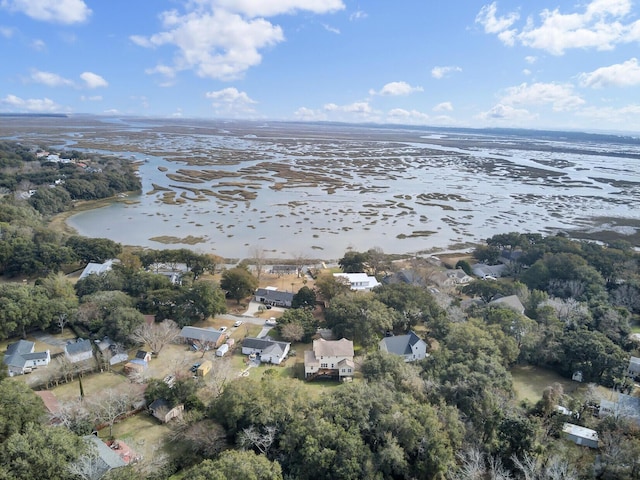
left=562, top=423, right=599, bottom=449
left=216, top=343, right=229, bottom=357
left=196, top=360, right=213, bottom=376
left=149, top=399, right=184, bottom=423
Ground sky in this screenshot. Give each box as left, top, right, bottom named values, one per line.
left=1, top=0, right=640, bottom=133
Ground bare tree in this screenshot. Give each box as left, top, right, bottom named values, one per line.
left=56, top=313, right=69, bottom=335
left=239, top=425, right=278, bottom=455
left=249, top=245, right=266, bottom=282
left=171, top=416, right=227, bottom=458
left=281, top=323, right=304, bottom=342
left=89, top=389, right=142, bottom=438
left=68, top=443, right=103, bottom=480
left=130, top=319, right=180, bottom=357
left=192, top=335, right=218, bottom=358
left=50, top=399, right=92, bottom=434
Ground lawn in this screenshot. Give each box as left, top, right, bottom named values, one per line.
left=510, top=365, right=580, bottom=404
left=51, top=371, right=130, bottom=402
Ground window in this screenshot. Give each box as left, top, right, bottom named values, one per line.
left=321, top=363, right=328, bottom=368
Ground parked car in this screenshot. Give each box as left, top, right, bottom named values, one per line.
left=219, top=326, right=227, bottom=332
left=190, top=363, right=201, bottom=373
left=265, top=318, right=277, bottom=326
left=233, top=320, right=243, bottom=327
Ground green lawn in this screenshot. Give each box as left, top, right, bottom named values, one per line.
left=51, top=371, right=129, bottom=402
left=510, top=365, right=580, bottom=404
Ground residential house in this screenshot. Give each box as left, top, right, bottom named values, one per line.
left=179, top=326, right=225, bottom=348
left=254, top=287, right=294, bottom=307
left=628, top=356, right=640, bottom=379
left=489, top=295, right=525, bottom=315
left=382, top=269, right=426, bottom=286
left=4, top=339, right=50, bottom=376
left=148, top=263, right=189, bottom=285
left=562, top=423, right=599, bottom=449
left=599, top=393, right=640, bottom=425
left=81, top=435, right=127, bottom=479
left=379, top=331, right=428, bottom=362
left=304, top=338, right=355, bottom=381
left=270, top=265, right=299, bottom=275
left=65, top=339, right=94, bottom=363
left=433, top=269, right=473, bottom=287
left=149, top=399, right=184, bottom=423
left=333, top=273, right=380, bottom=291
left=241, top=338, right=290, bottom=365
left=78, top=259, right=117, bottom=280
left=471, top=263, right=507, bottom=278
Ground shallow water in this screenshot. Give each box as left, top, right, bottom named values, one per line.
left=4, top=117, right=640, bottom=260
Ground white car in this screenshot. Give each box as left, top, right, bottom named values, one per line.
left=265, top=318, right=277, bottom=326
left=233, top=320, right=243, bottom=327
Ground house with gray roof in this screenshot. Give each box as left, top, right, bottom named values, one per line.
left=80, top=435, right=127, bottom=479
left=599, top=393, right=640, bottom=425
left=379, top=331, right=428, bottom=362
left=4, top=339, right=50, bottom=376
left=489, top=295, right=525, bottom=314
left=64, top=338, right=94, bottom=363
left=562, top=423, right=599, bottom=449
left=304, top=338, right=355, bottom=381
left=242, top=337, right=290, bottom=364
left=254, top=287, right=294, bottom=307
left=79, top=259, right=117, bottom=280
left=179, top=326, right=224, bottom=347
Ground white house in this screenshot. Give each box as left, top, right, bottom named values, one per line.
left=79, top=259, right=117, bottom=280
left=4, top=340, right=50, bottom=376
left=333, top=273, right=380, bottom=291
left=379, top=331, right=428, bottom=362
left=64, top=339, right=94, bottom=363
left=241, top=338, right=290, bottom=365
left=304, top=338, right=355, bottom=381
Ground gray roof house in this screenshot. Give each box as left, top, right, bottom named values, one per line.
left=241, top=337, right=291, bottom=365
left=599, top=393, right=640, bottom=424
left=562, top=423, right=599, bottom=449
left=81, top=435, right=127, bottom=479
left=4, top=339, right=50, bottom=376
left=489, top=295, right=525, bottom=315
left=79, top=259, right=116, bottom=280
left=379, top=331, right=428, bottom=362
left=65, top=339, right=94, bottom=363
left=304, top=338, right=355, bottom=381
left=179, top=326, right=224, bottom=347
left=254, top=288, right=294, bottom=307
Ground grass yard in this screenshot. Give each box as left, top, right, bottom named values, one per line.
left=510, top=365, right=580, bottom=404
left=51, top=371, right=130, bottom=402
left=100, top=412, right=172, bottom=468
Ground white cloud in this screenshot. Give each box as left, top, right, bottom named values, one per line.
left=294, top=106, right=326, bottom=121
left=578, top=104, right=640, bottom=126
left=80, top=72, right=108, bottom=88
left=132, top=9, right=283, bottom=81
left=386, top=108, right=430, bottom=125
left=477, top=104, right=534, bottom=122
left=525, top=56, right=537, bottom=64
left=1, top=0, right=91, bottom=24
left=31, top=39, right=46, bottom=51
left=324, top=101, right=372, bottom=114
left=133, top=1, right=343, bottom=81
left=1, top=94, right=60, bottom=112
left=0, top=26, right=15, bottom=38
left=30, top=70, right=73, bottom=87
left=80, top=95, right=102, bottom=101
left=349, top=9, right=367, bottom=21
left=500, top=82, right=585, bottom=111
left=476, top=2, right=519, bottom=34
left=477, top=0, right=640, bottom=55
left=209, top=0, right=344, bottom=18
left=433, top=102, right=453, bottom=112
left=206, top=87, right=257, bottom=115
left=431, top=66, right=462, bottom=79
left=579, top=58, right=640, bottom=88
left=322, top=24, right=340, bottom=34
left=369, top=81, right=423, bottom=96
left=522, top=69, right=532, bottom=76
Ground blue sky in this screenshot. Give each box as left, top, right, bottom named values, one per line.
left=1, top=0, right=640, bottom=132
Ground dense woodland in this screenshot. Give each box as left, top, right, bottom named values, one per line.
left=1, top=141, right=640, bottom=479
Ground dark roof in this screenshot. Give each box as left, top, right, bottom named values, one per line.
left=135, top=350, right=150, bottom=359
left=255, top=288, right=294, bottom=303
left=6, top=339, right=34, bottom=356
left=83, top=435, right=126, bottom=479
left=149, top=398, right=171, bottom=411
left=65, top=338, right=93, bottom=355
left=4, top=340, right=36, bottom=368
left=380, top=331, right=424, bottom=356
left=242, top=337, right=289, bottom=351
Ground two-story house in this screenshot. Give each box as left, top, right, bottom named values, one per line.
left=305, top=338, right=354, bottom=381
left=379, top=331, right=428, bottom=362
